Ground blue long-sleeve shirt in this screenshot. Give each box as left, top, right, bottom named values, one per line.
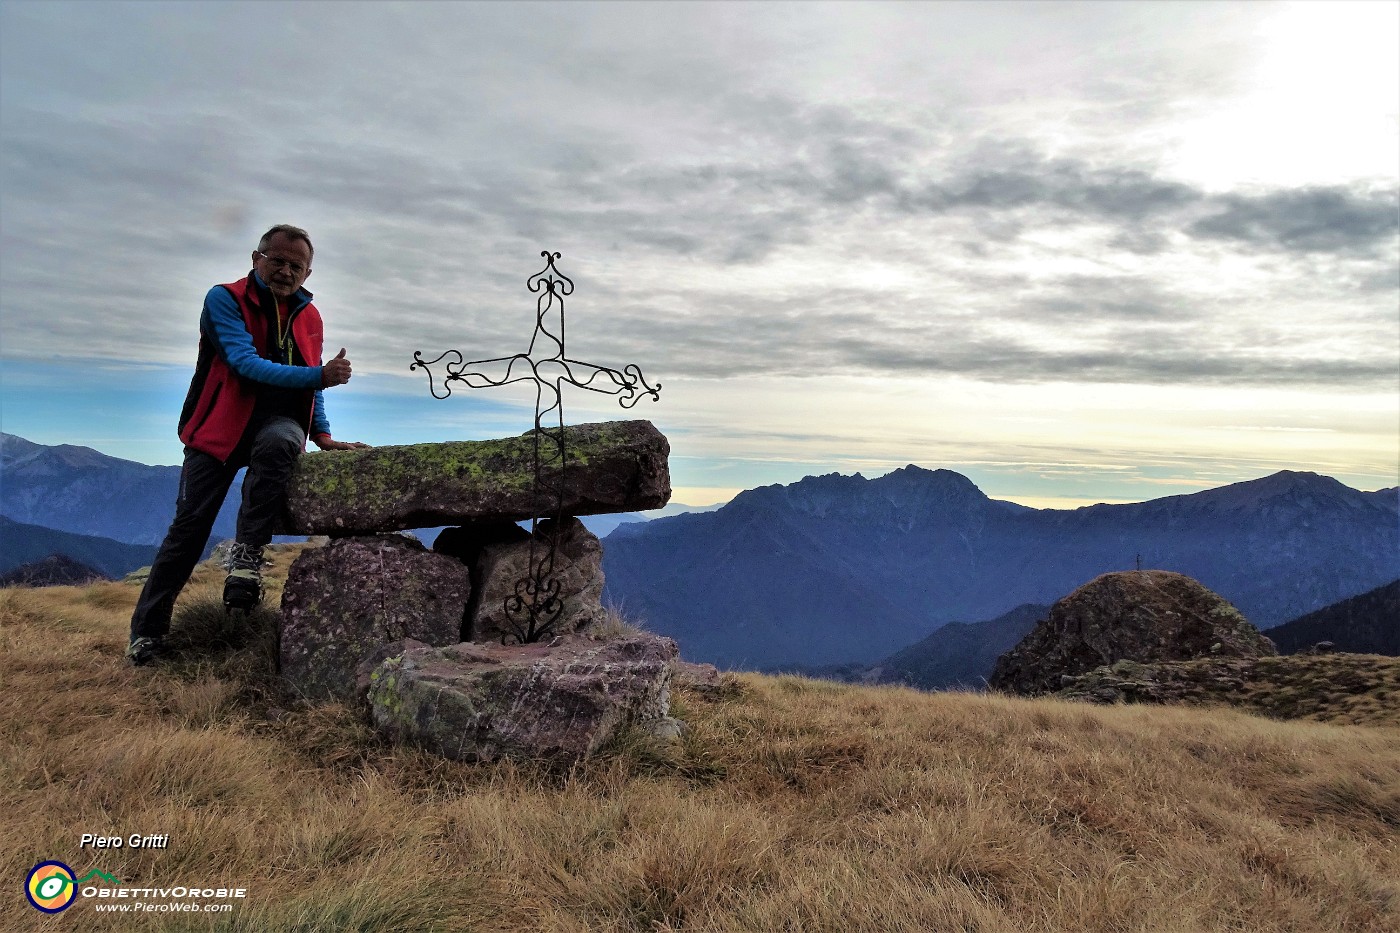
left=201, top=272, right=331, bottom=437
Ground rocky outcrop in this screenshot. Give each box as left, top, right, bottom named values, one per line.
left=0, top=554, right=109, bottom=587
left=280, top=535, right=472, bottom=703
left=1051, top=658, right=1258, bottom=705
left=281, top=420, right=670, bottom=536
left=367, top=632, right=679, bottom=763
left=671, top=659, right=728, bottom=698
left=989, top=570, right=1276, bottom=696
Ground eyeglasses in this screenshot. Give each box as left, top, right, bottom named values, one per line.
left=255, top=251, right=308, bottom=276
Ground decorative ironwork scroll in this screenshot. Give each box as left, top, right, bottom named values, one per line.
left=411, top=251, right=660, bottom=644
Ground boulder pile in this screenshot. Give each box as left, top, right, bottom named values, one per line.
left=276, top=420, right=686, bottom=763
left=989, top=570, right=1277, bottom=696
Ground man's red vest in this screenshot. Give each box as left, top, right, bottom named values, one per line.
left=177, top=274, right=324, bottom=461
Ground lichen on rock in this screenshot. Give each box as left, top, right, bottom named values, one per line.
left=281, top=420, right=670, bottom=536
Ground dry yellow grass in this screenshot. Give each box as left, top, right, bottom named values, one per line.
left=2, top=549, right=1397, bottom=932
left=1058, top=654, right=1400, bottom=728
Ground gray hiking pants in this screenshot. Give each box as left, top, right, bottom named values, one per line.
left=129, top=416, right=305, bottom=640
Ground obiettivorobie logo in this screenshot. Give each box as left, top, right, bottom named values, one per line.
left=26, top=859, right=248, bottom=916
left=25, top=862, right=122, bottom=914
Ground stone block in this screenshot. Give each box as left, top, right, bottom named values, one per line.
left=367, top=632, right=678, bottom=764
left=437, top=516, right=606, bottom=643
left=280, top=535, right=471, bottom=703
left=282, top=420, right=670, bottom=536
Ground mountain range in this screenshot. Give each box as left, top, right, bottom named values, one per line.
left=0, top=515, right=157, bottom=578
left=1265, top=579, right=1400, bottom=656
left=796, top=602, right=1052, bottom=690
left=601, top=466, right=1399, bottom=669
left=1, top=433, right=241, bottom=545
left=6, top=433, right=1395, bottom=671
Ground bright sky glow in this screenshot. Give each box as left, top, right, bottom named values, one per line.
left=1165, top=1, right=1400, bottom=189
left=1, top=0, right=1396, bottom=510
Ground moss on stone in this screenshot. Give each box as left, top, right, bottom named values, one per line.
left=297, top=436, right=540, bottom=502
left=287, top=421, right=659, bottom=530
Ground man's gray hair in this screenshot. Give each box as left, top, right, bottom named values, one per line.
left=257, top=224, right=314, bottom=261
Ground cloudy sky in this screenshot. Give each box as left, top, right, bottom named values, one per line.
left=2, top=0, right=1396, bottom=508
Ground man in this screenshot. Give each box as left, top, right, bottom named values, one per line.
left=127, top=224, right=369, bottom=665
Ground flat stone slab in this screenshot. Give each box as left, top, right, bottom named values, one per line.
left=367, top=632, right=679, bottom=763
left=282, top=420, right=670, bottom=536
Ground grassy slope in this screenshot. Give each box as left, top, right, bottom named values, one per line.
left=1057, top=655, right=1400, bottom=727
left=1, top=547, right=1396, bottom=933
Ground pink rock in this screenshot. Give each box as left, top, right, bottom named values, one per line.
left=367, top=632, right=679, bottom=763
left=280, top=535, right=471, bottom=703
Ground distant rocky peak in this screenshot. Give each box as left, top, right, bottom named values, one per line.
left=0, top=433, right=43, bottom=468
left=0, top=553, right=110, bottom=587
left=727, top=465, right=992, bottom=522
left=776, top=471, right=869, bottom=517
left=1251, top=470, right=1336, bottom=492
left=724, top=472, right=855, bottom=515
left=875, top=464, right=983, bottom=493
left=1190, top=470, right=1362, bottom=512
left=1, top=433, right=114, bottom=472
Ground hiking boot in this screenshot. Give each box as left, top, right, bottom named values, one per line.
left=127, top=636, right=166, bottom=666
left=223, top=542, right=264, bottom=613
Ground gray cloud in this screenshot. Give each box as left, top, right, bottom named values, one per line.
left=572, top=270, right=1398, bottom=393
left=1189, top=187, right=1399, bottom=254
left=938, top=163, right=1201, bottom=219
left=837, top=331, right=1397, bottom=387
left=620, top=134, right=1397, bottom=262
left=4, top=83, right=1393, bottom=394
left=523, top=105, right=1398, bottom=272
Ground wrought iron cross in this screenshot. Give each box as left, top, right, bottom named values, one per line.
left=411, top=251, right=661, bottom=643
